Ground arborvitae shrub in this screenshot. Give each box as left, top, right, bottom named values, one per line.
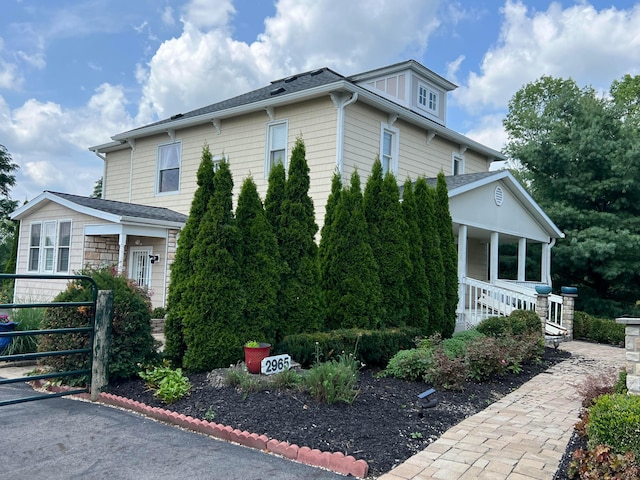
left=38, top=267, right=158, bottom=384
left=573, top=311, right=625, bottom=346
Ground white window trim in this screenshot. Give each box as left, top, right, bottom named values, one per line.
left=417, top=82, right=439, bottom=115
left=264, top=120, right=288, bottom=178
left=156, top=140, right=182, bottom=196
left=452, top=153, right=465, bottom=175
left=27, top=219, right=72, bottom=274
left=379, top=123, right=400, bottom=176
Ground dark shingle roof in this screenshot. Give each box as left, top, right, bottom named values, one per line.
left=122, top=68, right=346, bottom=134
left=425, top=171, right=502, bottom=189
left=48, top=191, right=187, bottom=224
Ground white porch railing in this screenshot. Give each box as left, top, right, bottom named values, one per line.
left=457, top=278, right=563, bottom=331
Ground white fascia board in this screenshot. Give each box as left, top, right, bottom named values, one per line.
left=85, top=223, right=180, bottom=238
left=10, top=192, right=121, bottom=223
left=110, top=82, right=351, bottom=142
left=120, top=216, right=185, bottom=229
left=88, top=140, right=127, bottom=153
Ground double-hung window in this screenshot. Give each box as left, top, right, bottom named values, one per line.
left=418, top=83, right=438, bottom=115
left=28, top=220, right=72, bottom=273
left=157, top=142, right=181, bottom=193
left=265, top=121, right=287, bottom=177
left=380, top=124, right=399, bottom=176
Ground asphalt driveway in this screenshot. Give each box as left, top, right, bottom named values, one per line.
left=0, top=380, right=344, bottom=480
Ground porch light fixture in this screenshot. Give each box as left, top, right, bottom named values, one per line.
left=149, top=255, right=159, bottom=264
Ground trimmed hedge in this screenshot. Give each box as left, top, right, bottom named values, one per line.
left=588, top=393, right=640, bottom=458
left=274, top=327, right=422, bottom=368
left=477, top=310, right=542, bottom=338
left=574, top=311, right=625, bottom=346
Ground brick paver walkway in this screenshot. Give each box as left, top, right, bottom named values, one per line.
left=378, top=341, right=625, bottom=480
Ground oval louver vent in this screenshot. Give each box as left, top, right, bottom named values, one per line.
left=494, top=186, right=504, bottom=206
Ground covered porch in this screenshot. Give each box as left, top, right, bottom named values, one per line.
left=438, top=171, right=564, bottom=331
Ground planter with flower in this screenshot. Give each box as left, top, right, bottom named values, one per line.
left=243, top=340, right=271, bottom=374
left=0, top=314, right=18, bottom=353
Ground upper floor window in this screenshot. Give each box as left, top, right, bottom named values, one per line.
left=452, top=153, right=465, bottom=176
left=212, top=154, right=225, bottom=173
left=265, top=120, right=288, bottom=177
left=418, top=83, right=438, bottom=114
left=157, top=142, right=181, bottom=193
left=28, top=220, right=72, bottom=273
left=380, top=124, right=399, bottom=176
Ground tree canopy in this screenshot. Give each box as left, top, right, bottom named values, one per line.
left=503, top=75, right=640, bottom=316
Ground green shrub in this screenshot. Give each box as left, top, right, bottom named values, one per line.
left=304, top=352, right=360, bottom=404
left=441, top=329, right=485, bottom=359
left=139, top=363, right=190, bottom=404
left=465, top=336, right=506, bottom=381
left=476, top=316, right=510, bottom=337
left=275, top=327, right=421, bottom=368
left=382, top=348, right=433, bottom=381
left=615, top=370, right=628, bottom=394
left=3, top=307, right=44, bottom=356
left=508, top=309, right=543, bottom=335
left=38, top=266, right=159, bottom=385
left=151, top=307, right=167, bottom=318
left=573, top=311, right=625, bottom=346
left=588, top=393, right=640, bottom=458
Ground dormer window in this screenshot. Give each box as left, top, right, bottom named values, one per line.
left=418, top=83, right=438, bottom=114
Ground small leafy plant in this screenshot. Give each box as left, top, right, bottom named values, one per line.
left=244, top=340, right=260, bottom=348
left=139, top=362, right=191, bottom=404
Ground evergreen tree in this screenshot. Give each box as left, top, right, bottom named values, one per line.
left=318, top=172, right=342, bottom=296
left=363, top=159, right=411, bottom=328
left=435, top=172, right=458, bottom=338
left=264, top=161, right=286, bottom=238
left=236, top=176, right=280, bottom=345
left=402, top=179, right=430, bottom=332
left=415, top=178, right=446, bottom=335
left=164, top=145, right=215, bottom=365
left=182, top=160, right=246, bottom=370
left=324, top=171, right=382, bottom=329
left=278, top=137, right=323, bottom=338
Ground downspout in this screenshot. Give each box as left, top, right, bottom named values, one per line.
left=91, top=149, right=107, bottom=199
left=163, top=229, right=170, bottom=308
left=126, top=139, right=136, bottom=203
left=330, top=92, right=358, bottom=177
left=545, top=238, right=556, bottom=285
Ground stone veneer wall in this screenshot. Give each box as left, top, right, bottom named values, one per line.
left=164, top=229, right=179, bottom=303
left=615, top=317, right=640, bottom=395
left=84, top=235, right=123, bottom=268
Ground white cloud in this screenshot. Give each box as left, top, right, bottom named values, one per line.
left=446, top=55, right=465, bottom=83
left=137, top=0, right=444, bottom=121
left=0, top=38, right=23, bottom=90
left=161, top=6, right=176, bottom=26
left=462, top=113, right=507, bottom=152
left=455, top=1, right=640, bottom=112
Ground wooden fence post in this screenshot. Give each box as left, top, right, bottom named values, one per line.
left=91, top=290, right=113, bottom=401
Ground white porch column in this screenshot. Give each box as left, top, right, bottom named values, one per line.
left=457, top=225, right=468, bottom=315
left=541, top=242, right=551, bottom=284
left=517, top=237, right=527, bottom=282
left=118, top=233, right=127, bottom=274
left=490, top=231, right=499, bottom=283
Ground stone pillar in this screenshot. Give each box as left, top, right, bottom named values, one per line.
left=561, top=287, right=577, bottom=341
left=615, top=317, right=640, bottom=395
left=536, top=293, right=549, bottom=336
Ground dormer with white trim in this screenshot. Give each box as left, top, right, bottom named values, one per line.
left=349, top=60, right=457, bottom=126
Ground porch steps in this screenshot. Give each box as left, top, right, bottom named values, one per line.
left=150, top=318, right=165, bottom=334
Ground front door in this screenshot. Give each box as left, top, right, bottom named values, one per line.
left=129, top=247, right=152, bottom=289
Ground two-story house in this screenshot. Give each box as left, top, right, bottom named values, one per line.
left=10, top=60, right=563, bottom=330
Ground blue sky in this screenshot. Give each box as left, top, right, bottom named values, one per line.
left=1, top=0, right=639, bottom=202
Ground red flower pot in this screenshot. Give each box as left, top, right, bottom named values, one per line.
left=244, top=343, right=271, bottom=374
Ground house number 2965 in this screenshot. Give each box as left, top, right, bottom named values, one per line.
left=261, top=354, right=291, bottom=375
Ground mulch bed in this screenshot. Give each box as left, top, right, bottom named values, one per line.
left=108, top=347, right=571, bottom=478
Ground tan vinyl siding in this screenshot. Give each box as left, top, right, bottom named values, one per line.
left=115, top=97, right=338, bottom=230
left=343, top=102, right=491, bottom=184
left=103, top=148, right=132, bottom=202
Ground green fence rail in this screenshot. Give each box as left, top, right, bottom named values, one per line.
left=0, top=274, right=99, bottom=406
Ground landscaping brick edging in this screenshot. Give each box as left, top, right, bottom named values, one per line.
left=30, top=380, right=368, bottom=478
